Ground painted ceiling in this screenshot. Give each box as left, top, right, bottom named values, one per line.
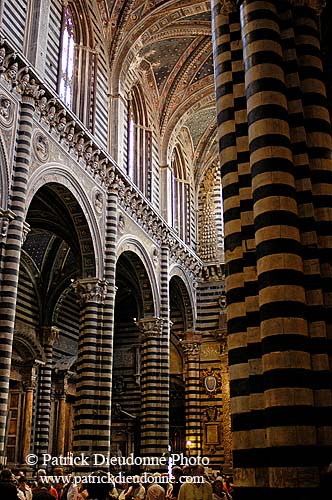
left=102, top=0, right=217, bottom=177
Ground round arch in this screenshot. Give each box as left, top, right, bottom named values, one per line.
left=169, top=264, right=195, bottom=330
left=116, top=236, right=159, bottom=318
left=26, top=164, right=104, bottom=279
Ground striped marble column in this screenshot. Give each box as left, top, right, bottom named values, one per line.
left=138, top=316, right=167, bottom=459
left=211, top=0, right=332, bottom=497
left=73, top=278, right=108, bottom=457
left=21, top=366, right=37, bottom=462
left=211, top=0, right=249, bottom=482
left=35, top=326, right=59, bottom=461
left=159, top=243, right=171, bottom=456
left=291, top=0, right=332, bottom=470
left=182, top=337, right=201, bottom=457
left=99, top=185, right=119, bottom=457
left=240, top=1, right=316, bottom=497
left=0, top=85, right=41, bottom=460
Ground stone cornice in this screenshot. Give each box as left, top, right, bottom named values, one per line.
left=0, top=34, right=203, bottom=279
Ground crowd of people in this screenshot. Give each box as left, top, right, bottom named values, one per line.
left=0, top=465, right=234, bottom=500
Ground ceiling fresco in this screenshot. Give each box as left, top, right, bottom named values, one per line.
left=102, top=0, right=218, bottom=178
left=185, top=107, right=216, bottom=150
left=140, top=37, right=195, bottom=90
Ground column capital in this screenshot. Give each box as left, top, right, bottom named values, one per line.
left=22, top=370, right=37, bottom=391
left=181, top=340, right=201, bottom=361
left=40, top=326, right=60, bottom=347
left=0, top=209, right=15, bottom=239
left=290, top=0, right=325, bottom=14
left=22, top=221, right=31, bottom=243
left=72, top=277, right=108, bottom=305
left=221, top=0, right=237, bottom=14
left=137, top=317, right=164, bottom=338
left=19, top=76, right=45, bottom=103
left=106, top=167, right=125, bottom=196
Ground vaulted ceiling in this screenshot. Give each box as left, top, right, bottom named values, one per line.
left=100, top=0, right=218, bottom=178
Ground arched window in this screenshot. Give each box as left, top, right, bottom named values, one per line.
left=127, top=86, right=152, bottom=198
left=171, top=146, right=189, bottom=243
left=58, top=2, right=96, bottom=130
left=59, top=5, right=75, bottom=108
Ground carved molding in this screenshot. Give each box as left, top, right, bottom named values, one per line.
left=290, top=0, right=326, bottom=14
left=72, top=277, right=108, bottom=305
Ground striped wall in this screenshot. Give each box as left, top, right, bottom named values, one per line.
left=44, top=0, right=62, bottom=90
left=15, top=262, right=39, bottom=328
left=211, top=0, right=332, bottom=497
left=87, top=0, right=109, bottom=147
left=2, top=0, right=28, bottom=51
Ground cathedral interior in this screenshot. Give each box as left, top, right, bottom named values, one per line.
left=0, top=0, right=331, bottom=498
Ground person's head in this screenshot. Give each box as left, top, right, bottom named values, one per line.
left=0, top=468, right=14, bottom=481
left=213, top=477, right=224, bottom=495
left=37, top=469, right=46, bottom=479
left=18, top=476, right=28, bottom=489
left=182, top=465, right=191, bottom=476
left=37, top=479, right=50, bottom=490
left=192, top=465, right=205, bottom=477
left=54, top=481, right=63, bottom=491
left=85, top=470, right=112, bottom=500
left=172, top=466, right=182, bottom=480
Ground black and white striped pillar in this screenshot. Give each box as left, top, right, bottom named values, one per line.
left=0, top=87, right=39, bottom=460
left=138, top=317, right=168, bottom=459
left=181, top=337, right=201, bottom=457
left=73, top=278, right=108, bottom=457
left=35, top=326, right=59, bottom=461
